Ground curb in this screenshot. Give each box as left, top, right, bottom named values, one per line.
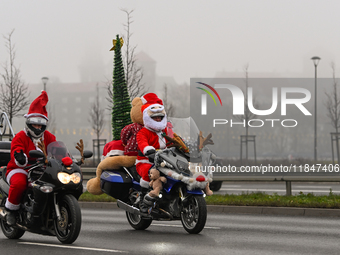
left=79, top=202, right=340, bottom=218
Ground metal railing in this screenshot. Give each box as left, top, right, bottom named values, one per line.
left=81, top=167, right=340, bottom=196
left=0, top=112, right=15, bottom=141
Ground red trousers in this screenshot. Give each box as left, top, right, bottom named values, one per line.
left=136, top=163, right=152, bottom=182
left=6, top=173, right=27, bottom=210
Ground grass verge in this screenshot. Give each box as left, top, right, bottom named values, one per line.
left=2, top=191, right=340, bottom=209
left=78, top=190, right=340, bottom=209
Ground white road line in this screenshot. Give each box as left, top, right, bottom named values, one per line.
left=152, top=223, right=220, bottom=229
left=19, top=242, right=127, bottom=253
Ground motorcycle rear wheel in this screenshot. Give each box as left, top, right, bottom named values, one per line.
left=54, top=194, right=81, bottom=244
left=0, top=198, right=25, bottom=239
left=126, top=211, right=152, bottom=230
left=180, top=195, right=207, bottom=234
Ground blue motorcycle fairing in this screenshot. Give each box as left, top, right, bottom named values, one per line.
left=163, top=176, right=180, bottom=193
left=101, top=170, right=126, bottom=183
left=187, top=189, right=204, bottom=195
left=163, top=177, right=204, bottom=195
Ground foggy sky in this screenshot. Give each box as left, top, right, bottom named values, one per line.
left=1, top=0, right=340, bottom=86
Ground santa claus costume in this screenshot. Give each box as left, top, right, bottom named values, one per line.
left=136, top=94, right=168, bottom=188
left=5, top=91, right=56, bottom=219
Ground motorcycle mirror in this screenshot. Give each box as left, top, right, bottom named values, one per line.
left=29, top=150, right=45, bottom=159
left=83, top=150, right=93, bottom=159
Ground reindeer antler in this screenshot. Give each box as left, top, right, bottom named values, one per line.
left=163, top=133, right=189, bottom=153
left=37, top=138, right=48, bottom=164
left=199, top=131, right=214, bottom=151
left=76, top=139, right=84, bottom=164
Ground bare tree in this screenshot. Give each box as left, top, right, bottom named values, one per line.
left=163, top=83, right=174, bottom=117
left=106, top=9, right=146, bottom=109
left=235, top=64, right=258, bottom=162
left=89, top=84, right=105, bottom=164
left=0, top=30, right=30, bottom=124
left=325, top=62, right=340, bottom=162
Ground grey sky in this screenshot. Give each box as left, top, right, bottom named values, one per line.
left=1, top=0, right=340, bottom=85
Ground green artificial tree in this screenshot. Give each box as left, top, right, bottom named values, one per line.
left=111, top=34, right=131, bottom=140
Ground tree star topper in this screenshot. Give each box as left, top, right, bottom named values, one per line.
left=109, top=37, right=124, bottom=51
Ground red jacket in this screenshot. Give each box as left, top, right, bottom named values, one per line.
left=136, top=127, right=168, bottom=164
left=6, top=130, right=56, bottom=176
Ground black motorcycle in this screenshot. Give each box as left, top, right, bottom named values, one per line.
left=0, top=141, right=92, bottom=244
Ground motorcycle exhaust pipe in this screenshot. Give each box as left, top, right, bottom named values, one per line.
left=117, top=200, right=142, bottom=215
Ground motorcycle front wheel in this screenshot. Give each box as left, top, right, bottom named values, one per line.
left=54, top=194, right=81, bottom=244
left=180, top=195, right=207, bottom=234
left=0, top=198, right=25, bottom=239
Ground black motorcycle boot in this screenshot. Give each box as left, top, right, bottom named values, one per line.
left=139, top=188, right=150, bottom=213
left=140, top=194, right=156, bottom=214
left=4, top=207, right=17, bottom=226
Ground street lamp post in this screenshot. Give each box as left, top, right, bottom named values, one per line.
left=311, top=56, right=321, bottom=162
left=41, top=77, right=49, bottom=91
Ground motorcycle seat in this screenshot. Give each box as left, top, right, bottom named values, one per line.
left=125, top=166, right=140, bottom=182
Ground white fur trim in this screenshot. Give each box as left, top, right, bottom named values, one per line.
left=142, top=104, right=164, bottom=114
left=101, top=150, right=124, bottom=161
left=141, top=96, right=147, bottom=105
left=143, top=146, right=155, bottom=155
left=14, top=153, right=28, bottom=168
left=24, top=113, right=48, bottom=121
left=7, top=169, right=28, bottom=184
left=140, top=178, right=150, bottom=188
left=135, top=159, right=152, bottom=164
left=5, top=199, right=20, bottom=210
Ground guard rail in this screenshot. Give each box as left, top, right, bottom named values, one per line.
left=81, top=167, right=340, bottom=196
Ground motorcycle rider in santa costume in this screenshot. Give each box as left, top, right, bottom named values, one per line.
left=135, top=93, right=169, bottom=213
left=4, top=91, right=56, bottom=225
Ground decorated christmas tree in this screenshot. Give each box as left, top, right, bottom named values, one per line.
left=111, top=34, right=131, bottom=140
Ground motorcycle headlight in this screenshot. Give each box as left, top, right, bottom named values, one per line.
left=58, top=172, right=82, bottom=184
left=70, top=172, right=82, bottom=184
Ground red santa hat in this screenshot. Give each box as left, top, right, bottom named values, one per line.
left=24, top=91, right=49, bottom=120
left=101, top=140, right=125, bottom=161
left=141, top=93, right=163, bottom=113
left=141, top=93, right=163, bottom=105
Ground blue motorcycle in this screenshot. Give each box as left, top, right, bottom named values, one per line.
left=100, top=117, right=214, bottom=234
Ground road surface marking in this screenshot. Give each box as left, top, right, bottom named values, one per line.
left=19, top=242, right=127, bottom=253
left=152, top=223, right=220, bottom=229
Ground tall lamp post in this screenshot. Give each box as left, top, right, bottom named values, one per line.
left=311, top=56, right=321, bottom=161
left=41, top=77, right=49, bottom=91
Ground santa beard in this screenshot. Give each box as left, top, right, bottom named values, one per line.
left=143, top=114, right=168, bottom=132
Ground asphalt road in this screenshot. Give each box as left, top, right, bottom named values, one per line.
left=1, top=208, right=340, bottom=255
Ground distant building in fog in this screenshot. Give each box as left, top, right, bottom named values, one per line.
left=135, top=51, right=156, bottom=92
